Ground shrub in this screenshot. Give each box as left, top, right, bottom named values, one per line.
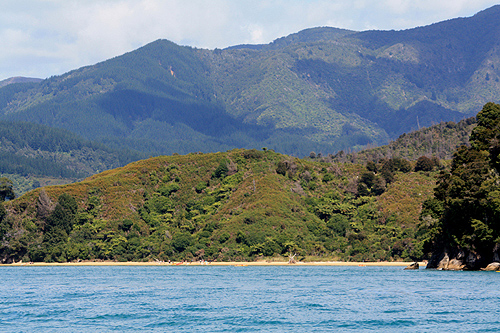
left=242, top=149, right=263, bottom=160
left=219, top=232, right=230, bottom=243
left=327, top=214, right=350, bottom=237
left=322, top=173, right=334, bottom=183
left=121, top=219, right=134, bottom=232
left=366, top=161, right=377, bottom=172
left=159, top=183, right=180, bottom=196
left=172, top=232, right=194, bottom=252
left=276, top=161, right=287, bottom=176
left=195, top=181, right=207, bottom=193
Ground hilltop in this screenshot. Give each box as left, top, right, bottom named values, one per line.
left=0, top=77, right=42, bottom=88
left=0, top=104, right=475, bottom=198
left=0, top=148, right=437, bottom=263
left=1, top=6, right=499, bottom=157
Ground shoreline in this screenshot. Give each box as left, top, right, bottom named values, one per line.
left=2, top=261, right=427, bottom=267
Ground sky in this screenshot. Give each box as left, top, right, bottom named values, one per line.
left=1, top=0, right=498, bottom=81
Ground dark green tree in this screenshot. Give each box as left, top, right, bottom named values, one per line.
left=172, top=232, right=194, bottom=252
left=423, top=103, right=500, bottom=268
left=0, top=177, right=15, bottom=201
left=0, top=202, right=8, bottom=240
left=366, top=161, right=377, bottom=172
left=213, top=160, right=229, bottom=179
left=276, top=161, right=287, bottom=176
left=470, top=102, right=500, bottom=172
left=414, top=156, right=434, bottom=172
left=44, top=194, right=78, bottom=243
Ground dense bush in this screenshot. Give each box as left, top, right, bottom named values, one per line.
left=0, top=148, right=437, bottom=263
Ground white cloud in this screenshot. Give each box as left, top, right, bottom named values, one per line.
left=0, top=0, right=498, bottom=80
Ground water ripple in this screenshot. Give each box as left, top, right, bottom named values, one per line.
left=1, top=266, right=499, bottom=332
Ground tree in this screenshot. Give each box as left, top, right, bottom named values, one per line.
left=470, top=102, right=500, bottom=151
left=172, top=232, right=194, bottom=252
left=372, top=177, right=387, bottom=195
left=0, top=177, right=15, bottom=201
left=37, top=189, right=53, bottom=219
left=0, top=202, right=8, bottom=240
left=45, top=194, right=78, bottom=239
left=213, top=159, right=229, bottom=179
left=366, top=161, right=377, bottom=172
left=359, top=171, right=375, bottom=188
left=276, top=161, right=287, bottom=176
left=414, top=156, right=434, bottom=172
left=470, top=102, right=500, bottom=172
left=423, top=103, right=500, bottom=268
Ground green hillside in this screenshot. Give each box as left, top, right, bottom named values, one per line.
left=335, top=117, right=477, bottom=163
left=1, top=6, right=499, bottom=157
left=0, top=149, right=436, bottom=263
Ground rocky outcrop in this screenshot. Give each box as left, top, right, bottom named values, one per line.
left=432, top=253, right=465, bottom=270
left=404, top=262, right=419, bottom=270
left=434, top=252, right=449, bottom=269
left=447, top=259, right=465, bottom=270
left=427, top=248, right=485, bottom=270
left=481, top=262, right=500, bottom=271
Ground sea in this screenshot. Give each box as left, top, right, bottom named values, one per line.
left=1, top=265, right=498, bottom=332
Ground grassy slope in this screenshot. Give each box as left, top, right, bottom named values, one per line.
left=3, top=149, right=436, bottom=263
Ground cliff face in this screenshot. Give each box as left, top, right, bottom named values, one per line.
left=427, top=245, right=500, bottom=270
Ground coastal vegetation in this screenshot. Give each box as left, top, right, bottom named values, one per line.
left=420, top=102, right=500, bottom=269
left=1, top=102, right=499, bottom=268
left=0, top=148, right=439, bottom=264
left=5, top=100, right=500, bottom=266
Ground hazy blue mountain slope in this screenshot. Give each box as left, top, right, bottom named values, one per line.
left=0, top=120, right=143, bottom=194
left=1, top=6, right=499, bottom=157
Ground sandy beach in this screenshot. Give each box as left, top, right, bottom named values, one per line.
left=3, top=260, right=427, bottom=267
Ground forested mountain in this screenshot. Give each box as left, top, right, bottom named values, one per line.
left=0, top=77, right=42, bottom=88
left=1, top=6, right=499, bottom=157
left=0, top=121, right=143, bottom=194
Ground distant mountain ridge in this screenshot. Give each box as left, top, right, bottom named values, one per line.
left=0, top=77, right=42, bottom=88
left=1, top=6, right=499, bottom=157
left=0, top=121, right=143, bottom=195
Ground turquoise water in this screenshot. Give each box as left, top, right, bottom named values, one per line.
left=1, top=266, right=498, bottom=332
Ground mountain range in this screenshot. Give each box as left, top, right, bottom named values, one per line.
left=2, top=6, right=500, bottom=266
left=1, top=6, right=500, bottom=159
